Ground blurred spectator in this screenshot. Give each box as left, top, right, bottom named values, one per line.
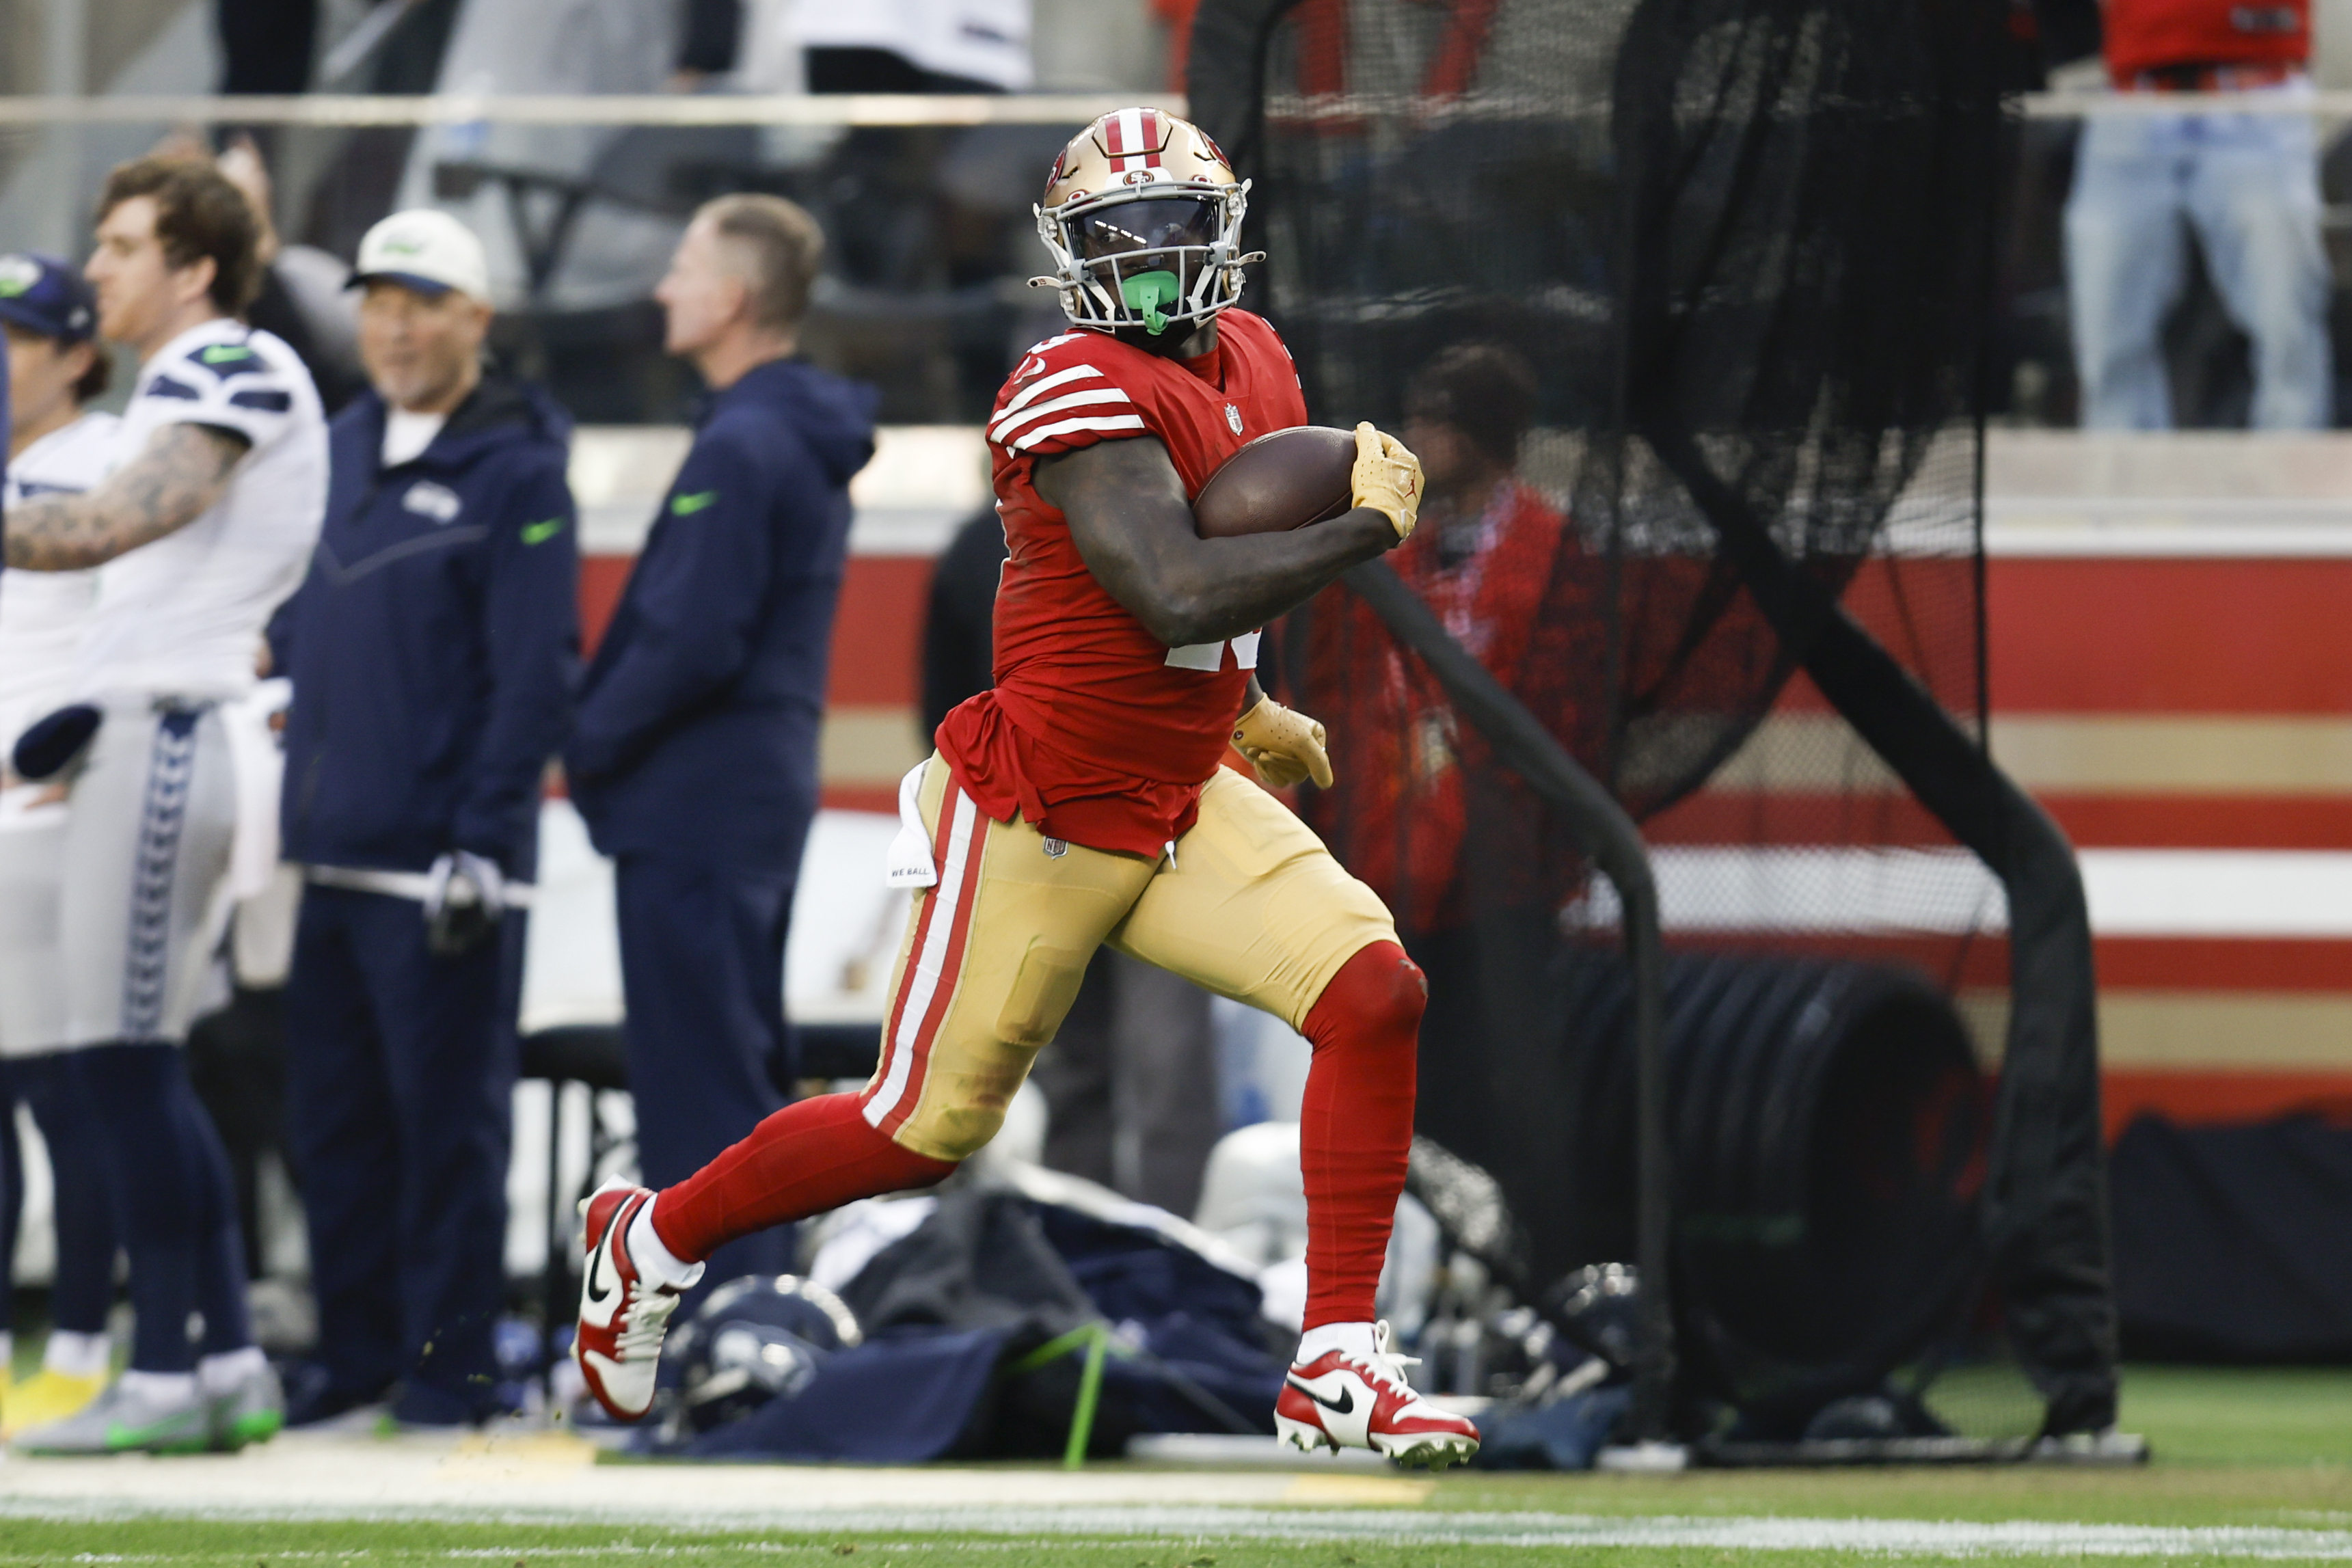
left=0, top=254, right=122, bottom=1438
left=676, top=0, right=748, bottom=85
left=218, top=0, right=317, bottom=95
left=798, top=0, right=1033, bottom=92
left=2064, top=0, right=2330, bottom=429
left=272, top=211, right=578, bottom=1427
left=213, top=138, right=368, bottom=413
left=565, top=197, right=874, bottom=1299
left=1152, top=0, right=1198, bottom=90
left=1307, top=343, right=1580, bottom=934
left=302, top=0, right=468, bottom=261
left=920, top=507, right=1009, bottom=738
left=920, top=507, right=1221, bottom=1216
left=1301, top=342, right=1597, bottom=1194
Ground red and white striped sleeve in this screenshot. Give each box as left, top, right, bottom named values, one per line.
left=987, top=333, right=1151, bottom=457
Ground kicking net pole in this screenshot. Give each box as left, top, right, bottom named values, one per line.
left=1340, top=560, right=1676, bottom=1447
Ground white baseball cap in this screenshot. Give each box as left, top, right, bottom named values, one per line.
left=351, top=208, right=491, bottom=301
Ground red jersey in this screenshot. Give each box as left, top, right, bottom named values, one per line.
left=2105, top=0, right=2307, bottom=79
left=935, top=310, right=1310, bottom=856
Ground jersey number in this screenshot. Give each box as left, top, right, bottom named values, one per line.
left=1165, top=630, right=1262, bottom=672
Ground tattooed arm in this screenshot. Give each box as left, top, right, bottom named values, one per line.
left=4, top=422, right=249, bottom=571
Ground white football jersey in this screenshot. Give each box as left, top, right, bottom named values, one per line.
left=0, top=411, right=118, bottom=751
left=73, top=319, right=327, bottom=703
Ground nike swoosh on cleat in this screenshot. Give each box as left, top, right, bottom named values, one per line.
left=1286, top=1377, right=1355, bottom=1416
left=584, top=1232, right=618, bottom=1311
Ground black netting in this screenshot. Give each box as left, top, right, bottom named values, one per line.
left=1201, top=0, right=2109, bottom=1439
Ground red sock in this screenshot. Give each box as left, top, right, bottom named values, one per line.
left=1298, top=941, right=1425, bottom=1330
left=651, top=1091, right=957, bottom=1263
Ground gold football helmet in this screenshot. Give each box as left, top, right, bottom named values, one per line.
left=1031, top=107, right=1264, bottom=339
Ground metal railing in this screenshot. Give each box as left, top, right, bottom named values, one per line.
left=1, top=87, right=2347, bottom=127
left=0, top=93, right=1188, bottom=127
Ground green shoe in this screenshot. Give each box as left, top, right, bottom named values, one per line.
left=209, top=1360, right=285, bottom=1451
left=14, top=1376, right=212, bottom=1455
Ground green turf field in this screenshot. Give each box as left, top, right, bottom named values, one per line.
left=1, top=1366, right=2345, bottom=1567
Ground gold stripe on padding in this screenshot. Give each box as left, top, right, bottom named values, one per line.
left=1990, top=716, right=2352, bottom=795
left=2096, top=992, right=2352, bottom=1068
left=1703, top=714, right=2352, bottom=796
left=1960, top=988, right=2352, bottom=1069
left=820, top=706, right=929, bottom=785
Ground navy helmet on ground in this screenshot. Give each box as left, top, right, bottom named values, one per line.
left=671, top=1273, right=863, bottom=1435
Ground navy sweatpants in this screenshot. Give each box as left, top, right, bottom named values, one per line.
left=284, top=887, right=520, bottom=1421
left=613, top=852, right=795, bottom=1297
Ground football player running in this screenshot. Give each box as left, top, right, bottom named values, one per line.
left=576, top=109, right=1476, bottom=1467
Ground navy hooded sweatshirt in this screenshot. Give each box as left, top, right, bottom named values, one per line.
left=566, top=357, right=877, bottom=865
left=278, top=375, right=579, bottom=880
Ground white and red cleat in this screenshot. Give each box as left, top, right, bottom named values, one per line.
left=573, top=1178, right=701, bottom=1422
left=1275, top=1321, right=1480, bottom=1470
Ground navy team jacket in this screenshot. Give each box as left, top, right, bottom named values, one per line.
left=277, top=375, right=580, bottom=882
left=566, top=357, right=877, bottom=865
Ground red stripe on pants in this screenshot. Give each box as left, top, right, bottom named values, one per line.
left=877, top=790, right=987, bottom=1138
left=863, top=780, right=965, bottom=1122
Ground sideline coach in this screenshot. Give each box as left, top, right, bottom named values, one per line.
left=275, top=210, right=578, bottom=1425
left=566, top=195, right=874, bottom=1293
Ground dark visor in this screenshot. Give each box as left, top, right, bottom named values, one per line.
left=1075, top=195, right=1219, bottom=265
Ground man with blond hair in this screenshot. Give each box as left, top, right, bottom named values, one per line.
left=567, top=195, right=874, bottom=1296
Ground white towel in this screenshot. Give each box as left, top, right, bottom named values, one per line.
left=884, top=761, right=939, bottom=889
left=219, top=679, right=290, bottom=904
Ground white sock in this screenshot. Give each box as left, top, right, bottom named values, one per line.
left=627, top=1195, right=704, bottom=1289
left=117, top=1368, right=198, bottom=1403
left=42, top=1329, right=110, bottom=1379
left=197, top=1345, right=267, bottom=1396
left=1297, top=1321, right=1378, bottom=1363
left=0, top=1330, right=12, bottom=1374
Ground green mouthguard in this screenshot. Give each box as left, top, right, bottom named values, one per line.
left=1121, top=269, right=1181, bottom=336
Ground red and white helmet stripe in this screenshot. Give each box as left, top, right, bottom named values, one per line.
left=1103, top=106, right=1167, bottom=175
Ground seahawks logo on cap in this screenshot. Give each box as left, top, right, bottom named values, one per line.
left=0, top=254, right=38, bottom=298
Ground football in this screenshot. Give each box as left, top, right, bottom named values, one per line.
left=1193, top=425, right=1358, bottom=538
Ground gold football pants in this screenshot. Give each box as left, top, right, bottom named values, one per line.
left=859, top=753, right=1398, bottom=1162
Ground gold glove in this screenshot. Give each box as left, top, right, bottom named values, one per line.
left=1232, top=695, right=1334, bottom=790
left=1352, top=421, right=1424, bottom=541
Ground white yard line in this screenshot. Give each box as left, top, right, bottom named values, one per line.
left=0, top=1434, right=2349, bottom=1556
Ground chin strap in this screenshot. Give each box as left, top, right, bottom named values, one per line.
left=1121, top=269, right=1182, bottom=336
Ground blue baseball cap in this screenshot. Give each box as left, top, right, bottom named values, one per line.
left=0, top=252, right=98, bottom=344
